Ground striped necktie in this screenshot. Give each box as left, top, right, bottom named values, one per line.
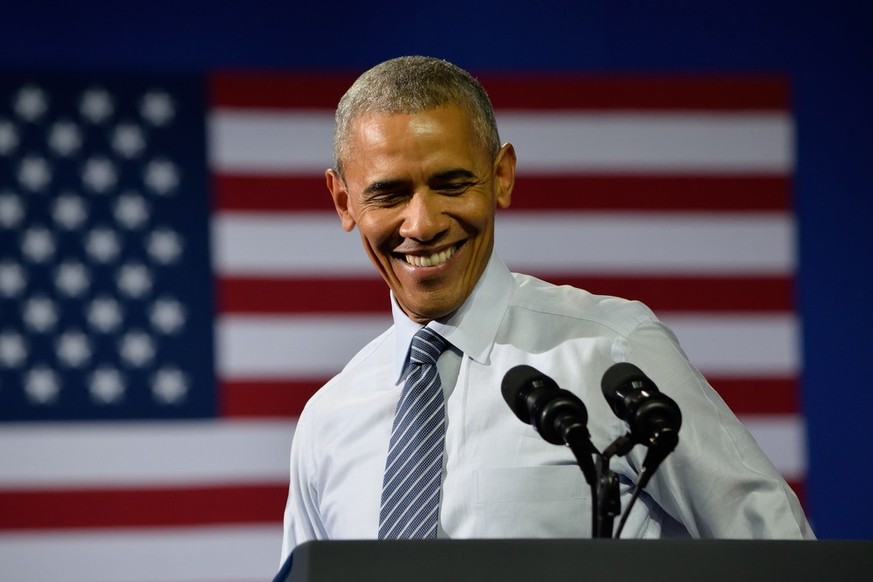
left=379, top=327, right=448, bottom=539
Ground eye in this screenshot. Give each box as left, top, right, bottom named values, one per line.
left=369, top=192, right=406, bottom=207
left=435, top=181, right=474, bottom=195
left=363, top=187, right=412, bottom=208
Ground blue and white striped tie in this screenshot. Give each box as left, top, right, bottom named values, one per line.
left=379, top=327, right=448, bottom=539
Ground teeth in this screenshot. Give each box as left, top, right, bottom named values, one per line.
left=406, top=246, right=456, bottom=267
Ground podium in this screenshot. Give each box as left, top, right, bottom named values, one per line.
left=277, top=539, right=872, bottom=582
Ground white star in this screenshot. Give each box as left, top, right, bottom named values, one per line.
left=0, top=331, right=28, bottom=368
left=81, top=157, right=118, bottom=193
left=55, top=261, right=90, bottom=297
left=48, top=120, right=83, bottom=157
left=25, top=365, right=60, bottom=404
left=80, top=87, right=114, bottom=123
left=117, top=262, right=153, bottom=298
left=150, top=297, right=186, bottom=334
left=85, top=227, right=121, bottom=263
left=147, top=228, right=183, bottom=264
left=0, top=261, right=27, bottom=298
left=152, top=367, right=188, bottom=404
left=114, top=192, right=150, bottom=230
left=144, top=158, right=179, bottom=195
left=111, top=123, right=146, bottom=158
left=89, top=366, right=125, bottom=404
left=0, top=119, right=19, bottom=155
left=56, top=330, right=92, bottom=368
left=119, top=330, right=155, bottom=367
left=21, top=226, right=56, bottom=263
left=23, top=296, right=58, bottom=332
left=14, top=85, right=49, bottom=122
left=0, top=193, right=25, bottom=228
left=18, top=155, right=52, bottom=191
left=87, top=296, right=124, bottom=333
left=140, top=90, right=175, bottom=126
left=52, top=193, right=89, bottom=230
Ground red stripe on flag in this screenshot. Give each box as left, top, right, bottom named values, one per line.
left=0, top=484, right=286, bottom=530
left=210, top=73, right=789, bottom=111
left=222, top=379, right=321, bottom=418
left=482, top=75, right=791, bottom=111
left=213, top=174, right=791, bottom=213
left=707, top=377, right=799, bottom=414
left=547, top=275, right=795, bottom=313
left=217, top=277, right=387, bottom=314
left=213, top=174, right=333, bottom=211
left=217, top=275, right=792, bottom=314
left=210, top=73, right=350, bottom=109
left=511, top=175, right=791, bottom=212
left=221, top=376, right=798, bottom=419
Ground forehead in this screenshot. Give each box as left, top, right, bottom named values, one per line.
left=346, top=105, right=483, bottom=163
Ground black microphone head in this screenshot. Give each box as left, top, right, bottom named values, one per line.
left=501, top=364, right=559, bottom=424
left=601, top=362, right=681, bottom=444
left=502, top=365, right=589, bottom=446
left=601, top=362, right=652, bottom=417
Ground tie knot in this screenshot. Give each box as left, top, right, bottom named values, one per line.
left=409, top=327, right=447, bottom=366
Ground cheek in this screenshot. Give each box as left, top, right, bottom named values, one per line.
left=356, top=212, right=396, bottom=251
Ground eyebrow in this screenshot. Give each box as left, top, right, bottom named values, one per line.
left=361, top=168, right=481, bottom=197
left=430, top=168, right=479, bottom=183
left=362, top=178, right=411, bottom=197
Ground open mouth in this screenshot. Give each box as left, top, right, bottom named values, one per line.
left=401, top=242, right=464, bottom=267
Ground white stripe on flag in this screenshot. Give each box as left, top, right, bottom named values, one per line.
left=208, top=111, right=793, bottom=173
left=499, top=112, right=793, bottom=173
left=217, top=315, right=391, bottom=378
left=0, top=525, right=281, bottom=582
left=0, top=421, right=294, bottom=487
left=209, top=110, right=334, bottom=172
left=212, top=212, right=795, bottom=276
left=496, top=212, right=795, bottom=275
left=212, top=212, right=371, bottom=275
left=661, top=314, right=800, bottom=377
left=216, top=314, right=797, bottom=379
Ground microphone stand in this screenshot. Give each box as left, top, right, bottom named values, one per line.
left=573, top=434, right=636, bottom=538
left=562, top=425, right=601, bottom=537
left=563, top=426, right=625, bottom=538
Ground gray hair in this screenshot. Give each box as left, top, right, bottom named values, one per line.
left=332, top=56, right=500, bottom=175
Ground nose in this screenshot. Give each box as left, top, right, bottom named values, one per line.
left=398, top=191, right=448, bottom=242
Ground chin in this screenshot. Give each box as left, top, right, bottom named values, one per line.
left=398, top=295, right=455, bottom=323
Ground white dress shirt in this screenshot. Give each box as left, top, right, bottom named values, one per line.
left=281, top=253, right=814, bottom=558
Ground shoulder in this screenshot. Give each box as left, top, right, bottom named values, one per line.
left=509, top=272, right=657, bottom=338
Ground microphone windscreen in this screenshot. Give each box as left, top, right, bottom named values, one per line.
left=501, top=364, right=550, bottom=423
left=601, top=362, right=649, bottom=400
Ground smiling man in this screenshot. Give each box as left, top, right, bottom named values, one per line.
left=326, top=102, right=514, bottom=324
left=280, top=56, right=813, bottom=559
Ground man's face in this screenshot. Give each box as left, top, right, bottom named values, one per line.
left=326, top=104, right=515, bottom=324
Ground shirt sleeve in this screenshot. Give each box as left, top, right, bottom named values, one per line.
left=621, top=318, right=815, bottom=539
left=280, top=406, right=327, bottom=563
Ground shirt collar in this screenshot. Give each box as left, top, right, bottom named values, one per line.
left=391, top=253, right=515, bottom=382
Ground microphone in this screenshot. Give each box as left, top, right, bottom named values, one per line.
left=600, top=362, right=681, bottom=451
left=601, top=363, right=683, bottom=537
left=502, top=365, right=589, bottom=445
left=501, top=365, right=596, bottom=485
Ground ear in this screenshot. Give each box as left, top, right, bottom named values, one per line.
left=326, top=169, right=357, bottom=232
left=493, top=143, right=516, bottom=209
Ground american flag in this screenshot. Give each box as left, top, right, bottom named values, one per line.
left=0, top=72, right=801, bottom=581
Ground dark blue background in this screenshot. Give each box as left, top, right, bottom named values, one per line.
left=2, top=0, right=870, bottom=538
